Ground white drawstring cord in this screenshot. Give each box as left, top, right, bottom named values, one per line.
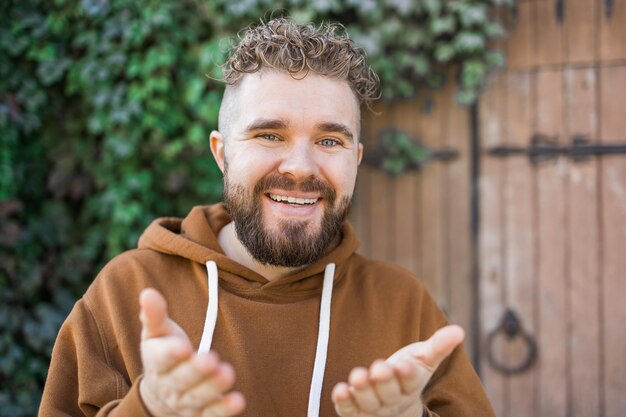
left=307, top=263, right=335, bottom=417
left=198, top=260, right=219, bottom=354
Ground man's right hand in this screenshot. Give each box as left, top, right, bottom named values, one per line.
left=138, top=288, right=246, bottom=417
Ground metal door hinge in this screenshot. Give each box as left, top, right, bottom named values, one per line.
left=486, top=134, right=626, bottom=165
left=556, top=0, right=565, bottom=23
left=606, top=0, right=614, bottom=20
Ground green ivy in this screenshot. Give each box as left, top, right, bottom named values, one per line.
left=0, top=0, right=511, bottom=414
left=380, top=130, right=433, bottom=175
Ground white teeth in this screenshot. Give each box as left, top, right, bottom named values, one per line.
left=269, top=194, right=318, bottom=205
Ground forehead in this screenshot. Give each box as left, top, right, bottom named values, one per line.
left=230, top=70, right=360, bottom=134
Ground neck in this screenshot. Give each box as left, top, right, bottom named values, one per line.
left=217, top=222, right=306, bottom=282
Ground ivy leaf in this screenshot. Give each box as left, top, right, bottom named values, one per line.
left=456, top=88, right=478, bottom=105
left=380, top=17, right=403, bottom=41
left=184, top=78, right=205, bottom=107
left=435, top=44, right=455, bottom=63
left=486, top=50, right=505, bottom=68
left=484, top=22, right=506, bottom=38
left=430, top=16, right=456, bottom=35
left=459, top=4, right=488, bottom=27
left=290, top=8, right=316, bottom=24
left=403, top=28, right=428, bottom=48
left=422, top=0, right=442, bottom=16
left=454, top=32, right=485, bottom=52
left=188, top=124, right=205, bottom=147
left=104, top=135, right=134, bottom=158
left=409, top=146, right=431, bottom=164
left=411, top=54, right=430, bottom=76
left=426, top=72, right=445, bottom=89
left=461, top=60, right=485, bottom=88
left=389, top=0, right=413, bottom=16
left=382, top=158, right=406, bottom=176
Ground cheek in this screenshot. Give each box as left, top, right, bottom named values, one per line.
left=321, top=159, right=359, bottom=196
left=227, top=147, right=277, bottom=181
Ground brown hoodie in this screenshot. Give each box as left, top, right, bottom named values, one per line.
left=40, top=204, right=495, bottom=417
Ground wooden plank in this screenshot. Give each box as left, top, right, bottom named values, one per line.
left=565, top=67, right=601, bottom=417
left=368, top=169, right=394, bottom=261
left=442, top=83, right=473, bottom=356
left=418, top=91, right=447, bottom=310
left=478, top=72, right=507, bottom=417
left=535, top=68, right=568, bottom=417
left=390, top=171, right=419, bottom=274
left=504, top=70, right=536, bottom=417
left=599, top=0, right=626, bottom=61
left=350, top=103, right=375, bottom=257
left=564, top=0, right=598, bottom=64
left=504, top=0, right=535, bottom=69
left=533, top=0, right=564, bottom=67
left=364, top=102, right=394, bottom=262
left=354, top=102, right=385, bottom=259
left=391, top=100, right=421, bottom=276
left=350, top=165, right=371, bottom=258
left=600, top=64, right=626, bottom=417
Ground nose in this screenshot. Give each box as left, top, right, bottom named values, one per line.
left=277, top=141, right=319, bottom=180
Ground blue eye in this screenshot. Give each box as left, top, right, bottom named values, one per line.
left=319, top=138, right=339, bottom=147
left=261, top=134, right=280, bottom=141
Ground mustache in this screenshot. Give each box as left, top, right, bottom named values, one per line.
left=254, top=173, right=336, bottom=202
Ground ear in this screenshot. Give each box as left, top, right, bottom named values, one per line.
left=210, top=130, right=225, bottom=173
left=357, top=142, right=364, bottom=166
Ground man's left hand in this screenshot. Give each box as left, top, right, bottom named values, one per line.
left=331, top=325, right=465, bottom=417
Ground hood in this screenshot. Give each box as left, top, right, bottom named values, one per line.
left=137, top=203, right=360, bottom=291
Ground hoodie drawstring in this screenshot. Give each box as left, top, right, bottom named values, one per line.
left=198, top=260, right=219, bottom=354
left=307, top=262, right=335, bottom=417
left=198, top=261, right=336, bottom=417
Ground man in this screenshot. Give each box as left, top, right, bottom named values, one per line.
left=40, top=18, right=495, bottom=417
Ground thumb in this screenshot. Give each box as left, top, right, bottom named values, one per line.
left=411, top=325, right=465, bottom=372
left=139, top=288, right=173, bottom=340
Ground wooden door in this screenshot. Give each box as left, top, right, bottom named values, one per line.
left=479, top=1, right=626, bottom=416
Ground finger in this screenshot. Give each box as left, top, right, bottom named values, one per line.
left=140, top=288, right=172, bottom=340
left=162, top=351, right=221, bottom=393
left=332, top=382, right=359, bottom=417
left=413, top=325, right=465, bottom=371
left=348, top=367, right=380, bottom=412
left=178, top=361, right=237, bottom=408
left=393, top=360, right=421, bottom=394
left=369, top=359, right=402, bottom=405
left=141, top=336, right=193, bottom=375
left=200, top=391, right=246, bottom=417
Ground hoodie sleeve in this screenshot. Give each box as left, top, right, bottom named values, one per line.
left=421, top=342, right=496, bottom=417
left=418, top=293, right=496, bottom=417
left=39, top=298, right=151, bottom=417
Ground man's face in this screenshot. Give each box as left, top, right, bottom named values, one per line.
left=210, top=70, right=362, bottom=267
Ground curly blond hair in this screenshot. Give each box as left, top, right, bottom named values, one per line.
left=222, top=18, right=380, bottom=106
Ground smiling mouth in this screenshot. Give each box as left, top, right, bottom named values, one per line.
left=267, top=193, right=319, bottom=206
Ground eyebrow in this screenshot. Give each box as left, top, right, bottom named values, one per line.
left=316, top=122, right=355, bottom=144
left=243, top=118, right=288, bottom=133
left=243, top=118, right=355, bottom=143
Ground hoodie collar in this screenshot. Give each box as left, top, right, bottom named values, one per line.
left=137, top=203, right=359, bottom=292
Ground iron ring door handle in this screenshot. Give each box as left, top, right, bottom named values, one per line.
left=486, top=308, right=538, bottom=375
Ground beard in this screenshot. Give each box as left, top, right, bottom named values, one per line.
left=223, top=169, right=352, bottom=267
